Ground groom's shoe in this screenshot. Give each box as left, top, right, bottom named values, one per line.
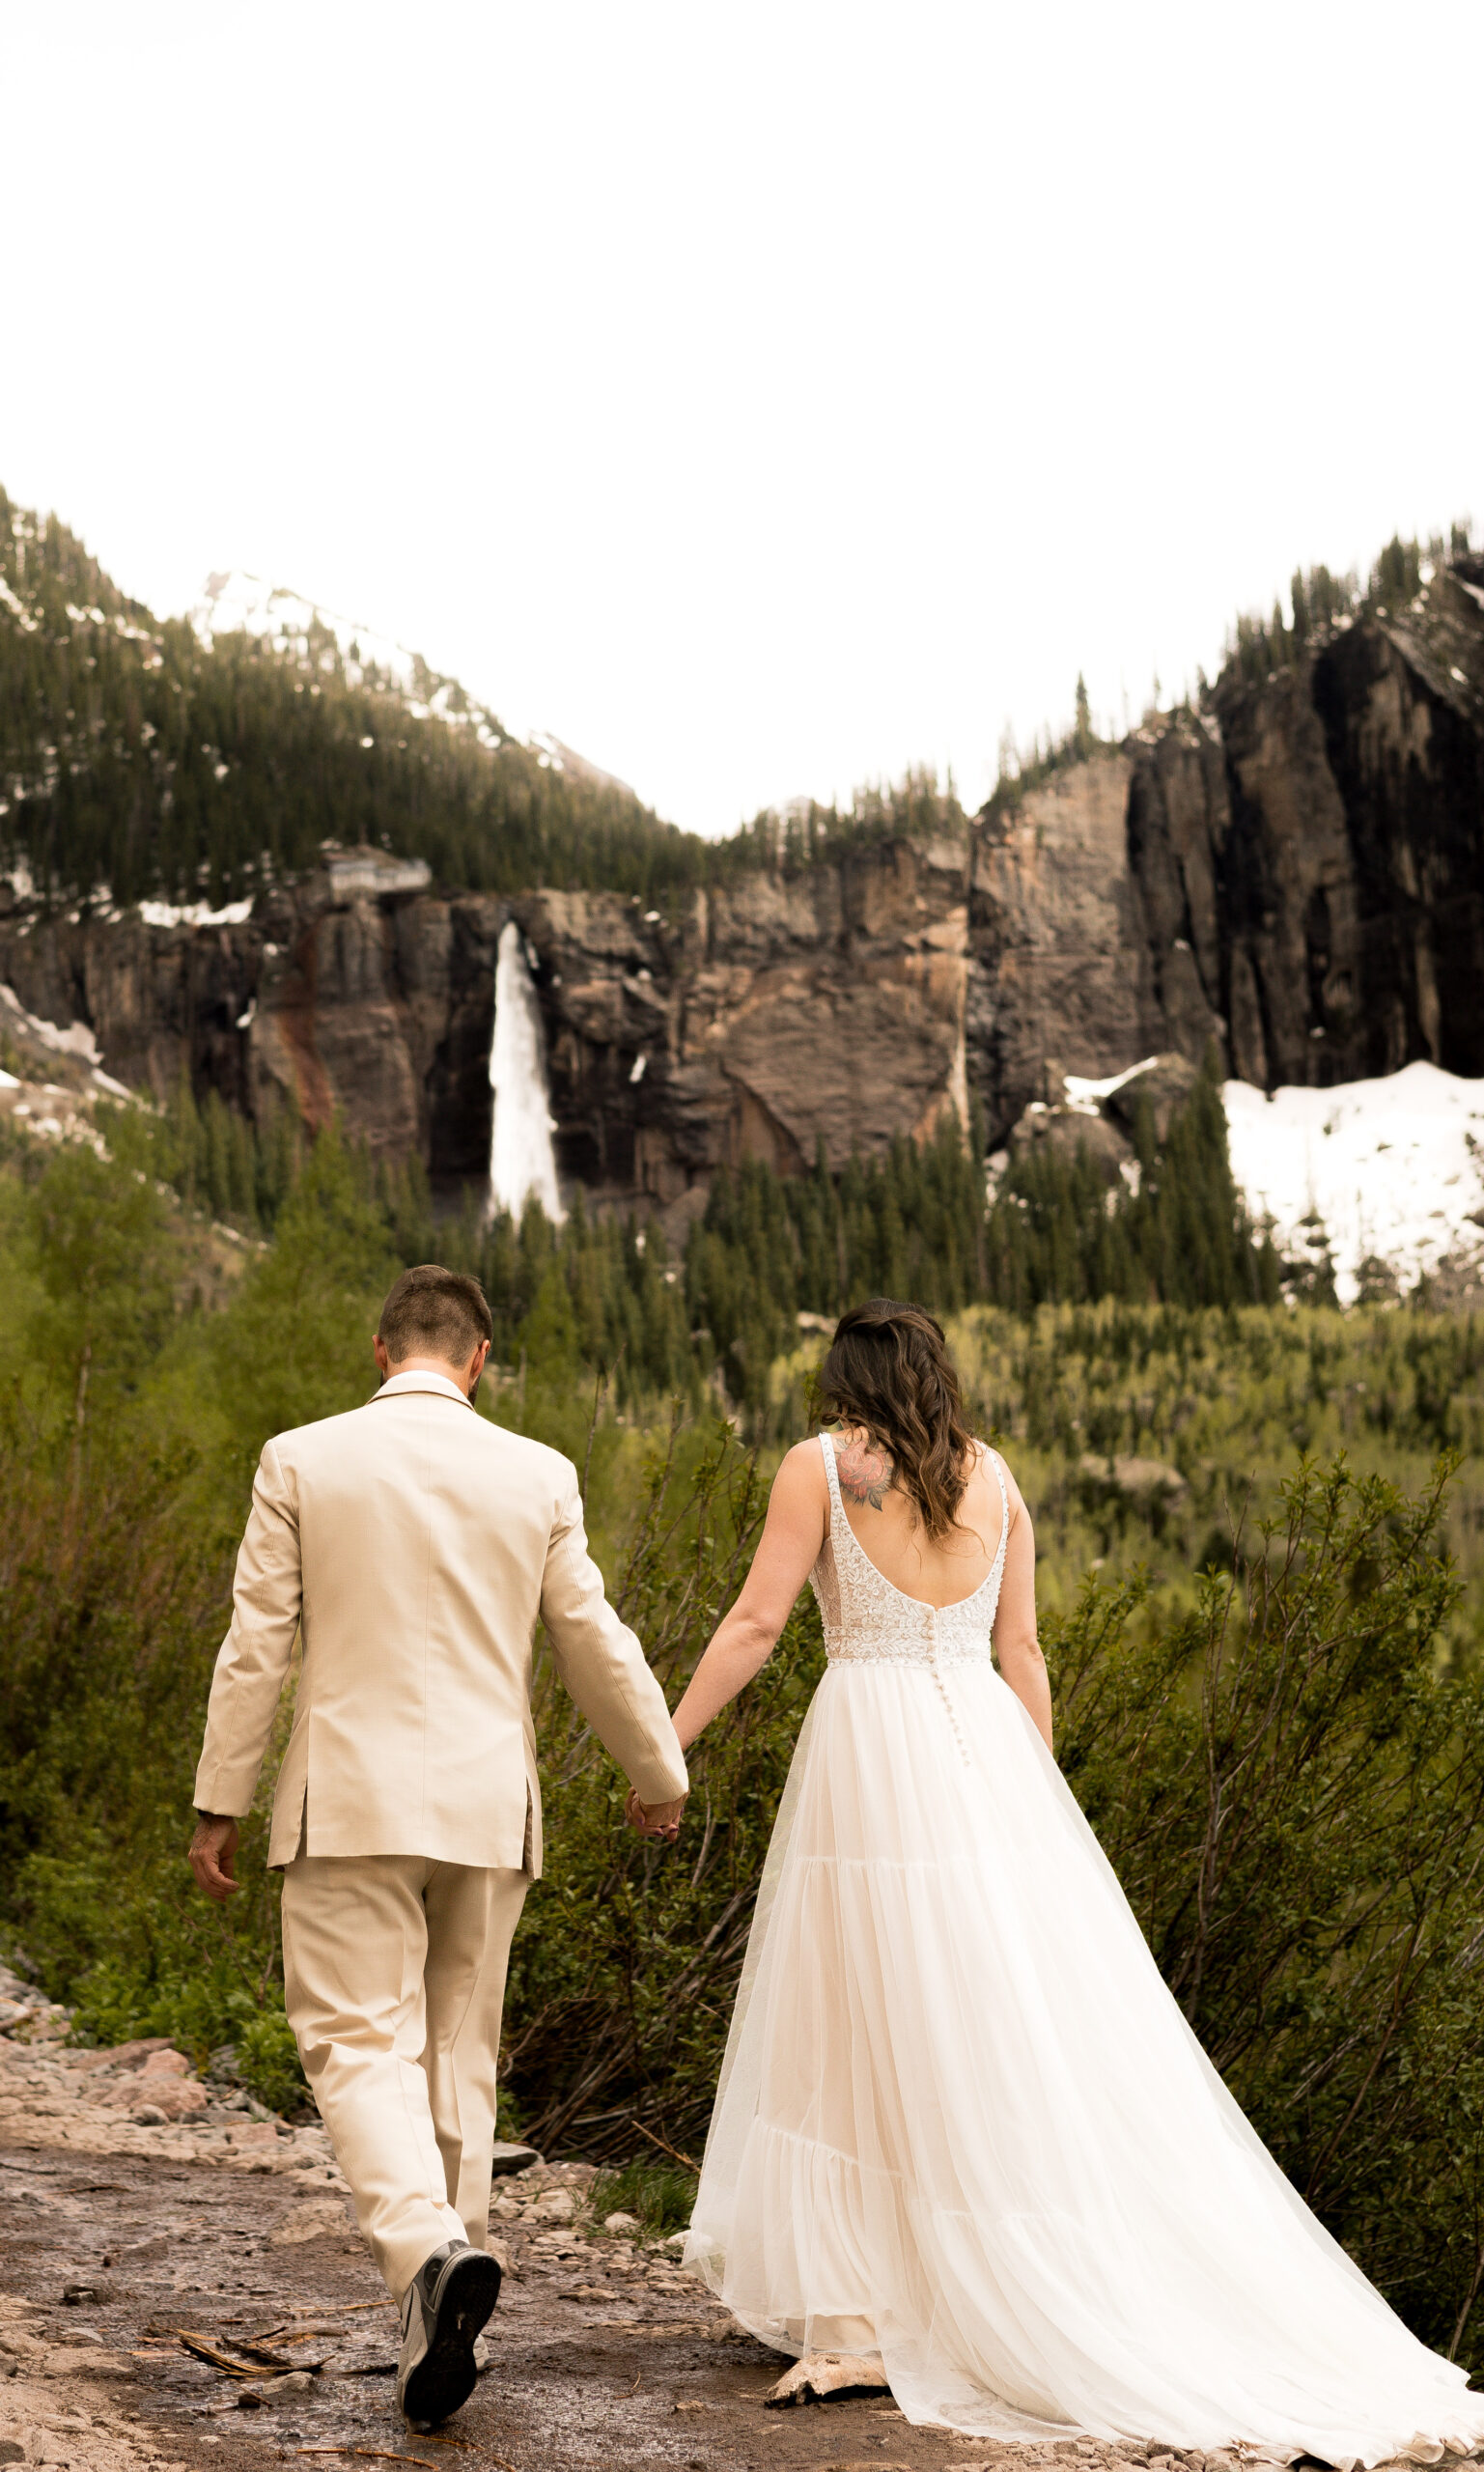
left=397, top=2238, right=501, bottom=2430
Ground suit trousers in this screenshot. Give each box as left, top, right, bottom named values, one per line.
left=280, top=1851, right=527, bottom=2301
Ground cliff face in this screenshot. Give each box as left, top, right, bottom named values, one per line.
left=1129, top=558, right=1484, bottom=1095
left=2, top=561, right=1480, bottom=1210
left=969, top=555, right=1484, bottom=1130
left=521, top=841, right=969, bottom=1204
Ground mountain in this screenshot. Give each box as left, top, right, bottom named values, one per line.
left=0, top=491, right=715, bottom=907
left=2, top=499, right=1482, bottom=1273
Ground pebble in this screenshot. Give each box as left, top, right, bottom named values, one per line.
left=236, top=2370, right=315, bottom=2406
left=531, top=2187, right=575, bottom=2222
left=268, top=2196, right=350, bottom=2247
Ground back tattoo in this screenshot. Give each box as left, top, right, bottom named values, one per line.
left=833, top=1433, right=895, bottom=1511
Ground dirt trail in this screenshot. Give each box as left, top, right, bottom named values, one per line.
left=0, top=2027, right=1439, bottom=2472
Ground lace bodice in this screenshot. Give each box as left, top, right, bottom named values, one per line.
left=808, top=1432, right=1008, bottom=1668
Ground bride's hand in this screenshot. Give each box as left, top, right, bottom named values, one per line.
left=626, top=1784, right=686, bottom=1842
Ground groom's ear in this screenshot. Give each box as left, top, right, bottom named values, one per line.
left=373, top=1334, right=392, bottom=1383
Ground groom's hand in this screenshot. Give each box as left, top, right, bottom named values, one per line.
left=188, top=1814, right=240, bottom=1902
left=625, top=1785, right=686, bottom=1844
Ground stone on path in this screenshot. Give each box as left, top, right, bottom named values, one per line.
left=765, top=2350, right=892, bottom=2405
left=269, top=2194, right=352, bottom=2245
left=490, top=2139, right=540, bottom=2176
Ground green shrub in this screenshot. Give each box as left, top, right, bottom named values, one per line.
left=235, top=2010, right=310, bottom=2116
left=1050, top=1453, right=1484, bottom=2362
left=589, top=2159, right=696, bottom=2237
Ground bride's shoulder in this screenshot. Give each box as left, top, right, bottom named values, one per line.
left=764, top=1438, right=831, bottom=1549
left=774, top=1435, right=829, bottom=1494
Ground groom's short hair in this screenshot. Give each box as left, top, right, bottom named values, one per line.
left=379, top=1265, right=493, bottom=1366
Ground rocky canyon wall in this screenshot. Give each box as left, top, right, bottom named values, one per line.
left=1, top=559, right=1480, bottom=1220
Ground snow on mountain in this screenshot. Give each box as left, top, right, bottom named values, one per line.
left=188, top=572, right=632, bottom=790
left=1223, top=1063, right=1484, bottom=1305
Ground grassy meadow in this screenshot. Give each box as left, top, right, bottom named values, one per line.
left=3, top=1111, right=1484, bottom=2360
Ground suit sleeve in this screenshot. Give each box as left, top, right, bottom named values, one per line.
left=192, top=1439, right=303, bottom=1818
left=540, top=1471, right=688, bottom=1804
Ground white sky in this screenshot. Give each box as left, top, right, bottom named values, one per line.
left=2, top=2, right=1480, bottom=835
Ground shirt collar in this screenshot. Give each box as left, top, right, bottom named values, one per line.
left=372, top=1369, right=476, bottom=1410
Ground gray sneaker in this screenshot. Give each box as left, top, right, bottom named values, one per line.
left=397, top=2238, right=501, bottom=2429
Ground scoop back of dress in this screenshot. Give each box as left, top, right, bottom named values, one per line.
left=685, top=1433, right=1484, bottom=2463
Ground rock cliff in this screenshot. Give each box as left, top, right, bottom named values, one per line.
left=2, top=557, right=1480, bottom=1213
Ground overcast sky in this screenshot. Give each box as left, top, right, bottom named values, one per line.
left=3, top=3, right=1479, bottom=834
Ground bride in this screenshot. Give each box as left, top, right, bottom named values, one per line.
left=637, top=1296, right=1484, bottom=2464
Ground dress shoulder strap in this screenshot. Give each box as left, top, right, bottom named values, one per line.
left=818, top=1429, right=844, bottom=1529
left=983, top=1444, right=1010, bottom=1575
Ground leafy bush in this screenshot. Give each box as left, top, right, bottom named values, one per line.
left=1051, top=1454, right=1484, bottom=2361
left=235, top=2010, right=311, bottom=2117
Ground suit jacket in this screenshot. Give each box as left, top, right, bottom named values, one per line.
left=192, top=1369, right=687, bottom=1871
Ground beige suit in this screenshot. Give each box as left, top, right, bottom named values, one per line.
left=194, top=1368, right=686, bottom=2296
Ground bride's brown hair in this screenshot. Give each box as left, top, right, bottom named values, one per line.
left=815, top=1298, right=977, bottom=1540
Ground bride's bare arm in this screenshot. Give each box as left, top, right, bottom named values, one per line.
left=668, top=1443, right=827, bottom=1754
left=994, top=1468, right=1053, bottom=1754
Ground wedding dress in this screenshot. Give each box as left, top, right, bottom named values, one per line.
left=685, top=1435, right=1484, bottom=2464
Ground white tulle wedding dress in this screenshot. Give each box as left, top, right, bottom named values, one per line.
left=685, top=1436, right=1484, bottom=2465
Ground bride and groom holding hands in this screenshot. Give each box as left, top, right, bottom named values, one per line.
left=188, top=1263, right=1484, bottom=2460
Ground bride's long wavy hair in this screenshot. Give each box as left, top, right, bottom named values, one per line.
left=814, top=1298, right=977, bottom=1540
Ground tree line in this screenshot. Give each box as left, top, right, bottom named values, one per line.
left=154, top=1052, right=1279, bottom=1429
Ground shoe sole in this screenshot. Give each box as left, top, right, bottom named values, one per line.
left=401, top=2248, right=502, bottom=2430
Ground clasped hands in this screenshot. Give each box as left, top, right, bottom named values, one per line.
left=190, top=1798, right=684, bottom=1897
left=625, top=1785, right=687, bottom=1844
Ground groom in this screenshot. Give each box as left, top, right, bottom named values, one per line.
left=187, top=1264, right=688, bottom=2430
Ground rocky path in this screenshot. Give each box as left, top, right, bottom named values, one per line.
left=0, top=2009, right=1465, bottom=2472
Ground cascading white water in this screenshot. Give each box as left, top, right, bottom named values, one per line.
left=487, top=920, right=564, bottom=1222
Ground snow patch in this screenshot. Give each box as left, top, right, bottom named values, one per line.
left=1064, top=1057, right=1164, bottom=1117
left=1223, top=1063, right=1484, bottom=1305
left=0, top=984, right=99, bottom=1064
left=0, top=575, right=38, bottom=633
left=189, top=571, right=524, bottom=740
left=137, top=897, right=254, bottom=929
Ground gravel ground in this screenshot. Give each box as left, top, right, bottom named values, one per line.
left=0, top=2022, right=1464, bottom=2472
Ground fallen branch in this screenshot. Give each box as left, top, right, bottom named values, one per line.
left=294, top=2446, right=515, bottom=2471
left=293, top=2453, right=439, bottom=2469
left=255, top=2297, right=394, bottom=2340
left=176, top=2328, right=288, bottom=2378
left=630, top=2117, right=701, bottom=2174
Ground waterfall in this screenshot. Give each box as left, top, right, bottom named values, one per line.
left=487, top=920, right=563, bottom=1222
